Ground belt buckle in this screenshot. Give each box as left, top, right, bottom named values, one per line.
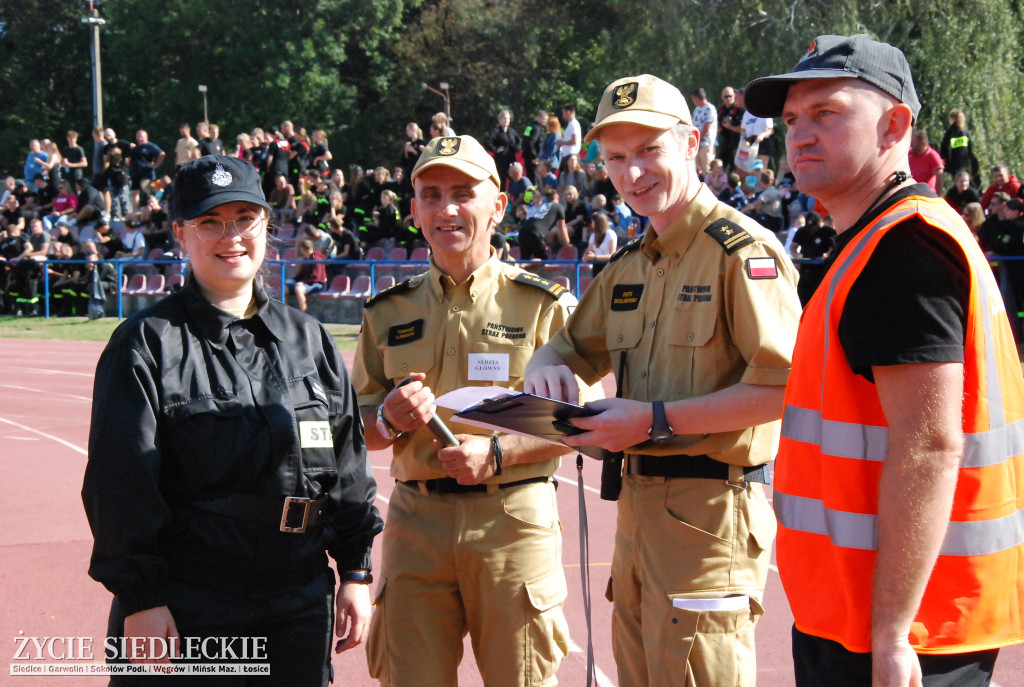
left=280, top=496, right=313, bottom=533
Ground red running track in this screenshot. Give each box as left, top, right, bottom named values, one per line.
left=1, top=337, right=1021, bottom=685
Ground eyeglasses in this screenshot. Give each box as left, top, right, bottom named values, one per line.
left=184, top=210, right=268, bottom=243
left=722, top=94, right=734, bottom=99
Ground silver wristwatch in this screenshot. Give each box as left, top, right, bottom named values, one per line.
left=376, top=403, right=403, bottom=440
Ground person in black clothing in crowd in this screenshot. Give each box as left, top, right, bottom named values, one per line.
left=791, top=210, right=837, bottom=306
left=264, top=126, right=292, bottom=196
left=82, top=155, right=383, bottom=685
left=325, top=216, right=361, bottom=282
left=939, top=108, right=979, bottom=183
left=0, top=219, right=28, bottom=313
left=62, top=130, right=89, bottom=193
left=523, top=109, right=549, bottom=183
left=944, top=170, right=982, bottom=215
left=718, top=86, right=744, bottom=173
left=485, top=109, right=522, bottom=192
left=197, top=123, right=225, bottom=158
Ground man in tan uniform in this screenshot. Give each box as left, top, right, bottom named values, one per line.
left=525, top=75, right=802, bottom=685
left=352, top=135, right=580, bottom=686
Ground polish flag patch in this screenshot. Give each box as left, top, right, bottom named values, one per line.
left=746, top=257, right=778, bottom=279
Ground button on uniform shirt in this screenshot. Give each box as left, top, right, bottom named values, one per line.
left=352, top=254, right=577, bottom=482
left=546, top=184, right=801, bottom=465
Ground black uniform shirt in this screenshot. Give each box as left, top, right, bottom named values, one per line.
left=83, top=279, right=382, bottom=615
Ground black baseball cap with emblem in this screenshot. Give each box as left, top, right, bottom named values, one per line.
left=744, top=34, right=921, bottom=121
left=169, top=155, right=271, bottom=220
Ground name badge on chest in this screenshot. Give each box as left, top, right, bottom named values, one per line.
left=468, top=353, right=510, bottom=381
left=299, top=421, right=334, bottom=448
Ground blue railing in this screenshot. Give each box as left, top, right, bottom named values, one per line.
left=14, top=255, right=1021, bottom=320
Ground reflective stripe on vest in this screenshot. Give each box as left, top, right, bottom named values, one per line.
left=949, top=135, right=970, bottom=149
left=776, top=195, right=1024, bottom=653
left=776, top=490, right=1024, bottom=557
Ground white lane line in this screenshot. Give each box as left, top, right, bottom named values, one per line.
left=568, top=639, right=616, bottom=686
left=0, top=417, right=87, bottom=455
left=554, top=474, right=602, bottom=495
left=21, top=367, right=95, bottom=377
left=0, top=382, right=92, bottom=402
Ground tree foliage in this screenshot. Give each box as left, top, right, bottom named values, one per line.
left=1, top=0, right=1022, bottom=180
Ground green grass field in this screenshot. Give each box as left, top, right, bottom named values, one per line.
left=0, top=316, right=363, bottom=351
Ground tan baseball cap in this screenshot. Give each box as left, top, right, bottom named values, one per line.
left=411, top=135, right=500, bottom=188
left=584, top=74, right=692, bottom=144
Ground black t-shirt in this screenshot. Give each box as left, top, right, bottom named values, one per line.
left=198, top=138, right=224, bottom=157
left=78, top=184, right=105, bottom=213
left=311, top=143, right=330, bottom=175
left=55, top=232, right=81, bottom=250
left=331, top=230, right=361, bottom=260
left=944, top=185, right=982, bottom=213
left=63, top=145, right=86, bottom=176
left=792, top=225, right=836, bottom=259
left=267, top=139, right=291, bottom=177
left=0, top=233, right=27, bottom=259
left=829, top=184, right=969, bottom=381
left=2, top=207, right=22, bottom=229
left=522, top=202, right=566, bottom=236
left=564, top=200, right=591, bottom=237
left=34, top=184, right=56, bottom=210
left=103, top=140, right=133, bottom=163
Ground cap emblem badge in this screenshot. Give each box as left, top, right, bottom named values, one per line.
left=438, top=138, right=460, bottom=156
left=612, top=83, right=638, bottom=109
left=211, top=164, right=233, bottom=187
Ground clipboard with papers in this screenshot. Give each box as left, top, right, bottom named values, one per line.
left=434, top=387, right=617, bottom=460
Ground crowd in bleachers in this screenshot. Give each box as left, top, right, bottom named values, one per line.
left=2, top=92, right=1023, bottom=321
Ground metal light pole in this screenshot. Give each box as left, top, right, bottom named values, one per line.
left=421, top=81, right=451, bottom=125
left=81, top=1, right=106, bottom=129
left=198, top=85, right=208, bottom=124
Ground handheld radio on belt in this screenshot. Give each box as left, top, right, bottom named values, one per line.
left=599, top=351, right=627, bottom=501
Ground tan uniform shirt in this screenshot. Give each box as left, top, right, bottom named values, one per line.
left=547, top=184, right=801, bottom=465
left=353, top=254, right=577, bottom=482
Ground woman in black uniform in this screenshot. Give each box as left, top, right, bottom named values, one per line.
left=82, top=155, right=383, bottom=685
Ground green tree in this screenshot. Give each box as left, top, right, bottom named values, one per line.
left=0, top=2, right=96, bottom=175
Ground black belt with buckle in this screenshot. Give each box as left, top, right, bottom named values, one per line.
left=627, top=454, right=770, bottom=484
left=398, top=475, right=552, bottom=495
left=183, top=493, right=329, bottom=534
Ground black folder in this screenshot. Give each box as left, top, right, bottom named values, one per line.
left=451, top=392, right=617, bottom=460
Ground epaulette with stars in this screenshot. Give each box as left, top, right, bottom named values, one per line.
left=704, top=218, right=755, bottom=255
left=511, top=272, right=569, bottom=299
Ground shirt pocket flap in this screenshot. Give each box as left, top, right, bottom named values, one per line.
left=605, top=311, right=645, bottom=351
left=525, top=569, right=568, bottom=612
left=163, top=395, right=243, bottom=429
left=383, top=341, right=436, bottom=380
left=671, top=308, right=717, bottom=347
left=292, top=375, right=331, bottom=412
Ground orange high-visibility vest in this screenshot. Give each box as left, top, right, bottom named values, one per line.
left=776, top=195, right=1024, bottom=654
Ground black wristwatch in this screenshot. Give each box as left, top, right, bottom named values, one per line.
left=340, top=571, right=373, bottom=584
left=648, top=400, right=674, bottom=443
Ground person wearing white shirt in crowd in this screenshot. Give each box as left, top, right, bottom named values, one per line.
left=691, top=88, right=718, bottom=176
left=738, top=89, right=774, bottom=170
left=559, top=104, right=582, bottom=175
